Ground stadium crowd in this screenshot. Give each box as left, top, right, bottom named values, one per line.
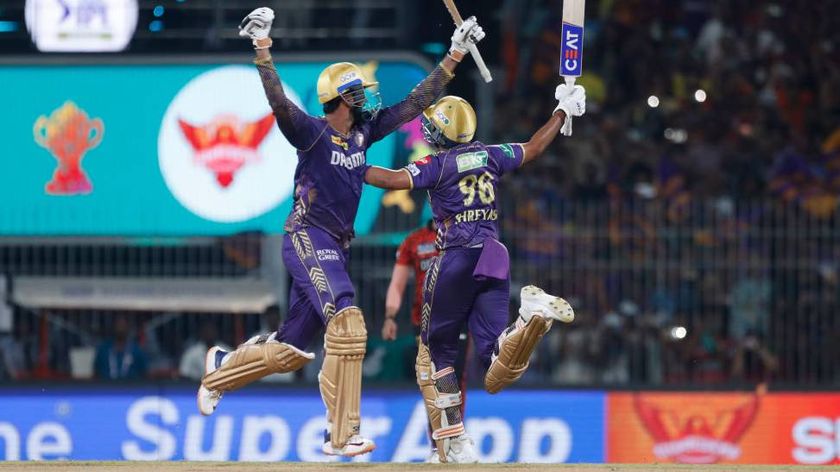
left=1, top=0, right=838, bottom=387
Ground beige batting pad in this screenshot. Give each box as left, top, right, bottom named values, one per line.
left=485, top=316, right=551, bottom=394
left=202, top=342, right=313, bottom=392
left=320, top=306, right=367, bottom=448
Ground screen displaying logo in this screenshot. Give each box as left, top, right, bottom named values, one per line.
left=158, top=65, right=300, bottom=223
left=633, top=393, right=759, bottom=464
left=24, top=0, right=138, bottom=52
left=560, top=22, right=584, bottom=77
left=33, top=101, right=103, bottom=195
left=178, top=113, right=275, bottom=188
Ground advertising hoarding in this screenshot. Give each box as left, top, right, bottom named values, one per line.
left=0, top=388, right=605, bottom=462
left=607, top=391, right=840, bottom=465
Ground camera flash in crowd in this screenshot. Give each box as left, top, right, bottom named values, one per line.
left=647, top=95, right=660, bottom=108
left=694, top=89, right=707, bottom=103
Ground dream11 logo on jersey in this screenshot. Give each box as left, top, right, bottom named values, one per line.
left=633, top=392, right=760, bottom=464
left=158, top=65, right=299, bottom=223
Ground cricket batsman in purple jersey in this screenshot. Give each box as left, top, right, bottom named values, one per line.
left=195, top=7, right=486, bottom=458
left=364, top=86, right=587, bottom=462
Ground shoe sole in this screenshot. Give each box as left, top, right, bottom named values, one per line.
left=196, top=346, right=222, bottom=416
left=522, top=285, right=574, bottom=323
left=322, top=442, right=376, bottom=457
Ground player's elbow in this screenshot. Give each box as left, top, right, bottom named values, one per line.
left=522, top=141, right=546, bottom=163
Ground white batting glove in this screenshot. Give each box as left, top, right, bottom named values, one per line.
left=554, top=84, right=586, bottom=135
left=450, top=16, right=486, bottom=56
left=239, top=7, right=274, bottom=41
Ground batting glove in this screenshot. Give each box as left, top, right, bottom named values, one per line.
left=450, top=16, right=486, bottom=56
left=554, top=84, right=586, bottom=135
left=239, top=7, right=274, bottom=41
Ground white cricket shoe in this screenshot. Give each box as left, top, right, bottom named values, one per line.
left=321, top=434, right=376, bottom=457
left=520, top=285, right=574, bottom=323
left=445, top=433, right=478, bottom=463
left=426, top=448, right=441, bottom=463
left=196, top=346, right=226, bottom=416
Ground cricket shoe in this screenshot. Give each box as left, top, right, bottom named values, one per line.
left=444, top=433, right=478, bottom=463
left=519, top=285, right=574, bottom=323
left=426, top=448, right=441, bottom=463
left=321, top=434, right=376, bottom=457
left=197, top=346, right=227, bottom=416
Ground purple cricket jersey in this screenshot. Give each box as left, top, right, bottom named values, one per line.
left=404, top=141, right=525, bottom=249
left=255, top=58, right=453, bottom=245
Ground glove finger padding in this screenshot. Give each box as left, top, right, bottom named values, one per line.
left=469, top=25, right=486, bottom=44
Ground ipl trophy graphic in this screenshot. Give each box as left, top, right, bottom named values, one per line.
left=34, top=101, right=104, bottom=195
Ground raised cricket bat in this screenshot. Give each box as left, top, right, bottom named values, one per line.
left=560, top=0, right=585, bottom=135
left=442, top=0, right=493, bottom=83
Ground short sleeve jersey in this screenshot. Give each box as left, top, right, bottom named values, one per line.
left=403, top=142, right=525, bottom=249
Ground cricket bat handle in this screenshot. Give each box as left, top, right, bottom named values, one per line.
left=470, top=43, right=493, bottom=83
left=442, top=0, right=492, bottom=83
left=561, top=76, right=575, bottom=136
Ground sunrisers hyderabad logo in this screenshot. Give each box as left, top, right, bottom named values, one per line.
left=33, top=101, right=103, bottom=195
left=177, top=113, right=275, bottom=188
left=159, top=65, right=300, bottom=223
left=634, top=393, right=760, bottom=464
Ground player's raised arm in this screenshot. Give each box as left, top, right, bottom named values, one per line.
left=239, top=8, right=317, bottom=150
left=367, top=18, right=486, bottom=143
left=521, top=84, right=587, bottom=164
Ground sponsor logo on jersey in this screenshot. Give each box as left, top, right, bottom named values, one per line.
left=331, top=135, right=349, bottom=150
left=415, top=155, right=431, bottom=165
left=634, top=393, right=760, bottom=464
left=499, top=143, right=516, bottom=159
left=406, top=163, right=420, bottom=176
left=330, top=150, right=366, bottom=170
left=158, top=65, right=299, bottom=223
left=456, top=151, right=488, bottom=173
left=34, top=101, right=103, bottom=195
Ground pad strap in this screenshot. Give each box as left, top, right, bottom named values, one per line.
left=416, top=344, right=464, bottom=462
left=484, top=315, right=551, bottom=394
left=320, top=306, right=367, bottom=449
left=202, top=340, right=314, bottom=392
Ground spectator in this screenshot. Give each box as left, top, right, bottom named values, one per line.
left=179, top=321, right=231, bottom=380
left=94, top=315, right=148, bottom=380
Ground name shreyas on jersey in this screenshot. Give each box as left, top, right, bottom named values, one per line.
left=330, top=150, right=366, bottom=169
left=454, top=208, right=498, bottom=224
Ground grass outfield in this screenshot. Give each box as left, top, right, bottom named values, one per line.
left=0, top=463, right=830, bottom=472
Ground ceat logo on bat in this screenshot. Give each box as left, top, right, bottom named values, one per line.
left=633, top=393, right=760, bottom=464
left=159, top=65, right=300, bottom=223
left=560, top=22, right=584, bottom=76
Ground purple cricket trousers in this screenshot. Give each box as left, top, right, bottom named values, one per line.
left=276, top=226, right=356, bottom=350
left=421, top=246, right=510, bottom=371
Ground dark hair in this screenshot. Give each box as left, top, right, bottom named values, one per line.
left=323, top=97, right=342, bottom=114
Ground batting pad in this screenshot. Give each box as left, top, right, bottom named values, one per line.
left=320, top=306, right=367, bottom=448
left=485, top=315, right=552, bottom=394
left=416, top=343, right=464, bottom=462
left=202, top=341, right=314, bottom=392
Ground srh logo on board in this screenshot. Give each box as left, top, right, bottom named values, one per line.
left=34, top=101, right=104, bottom=195
left=633, top=393, right=760, bottom=464
left=177, top=113, right=275, bottom=188
left=158, top=65, right=300, bottom=223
